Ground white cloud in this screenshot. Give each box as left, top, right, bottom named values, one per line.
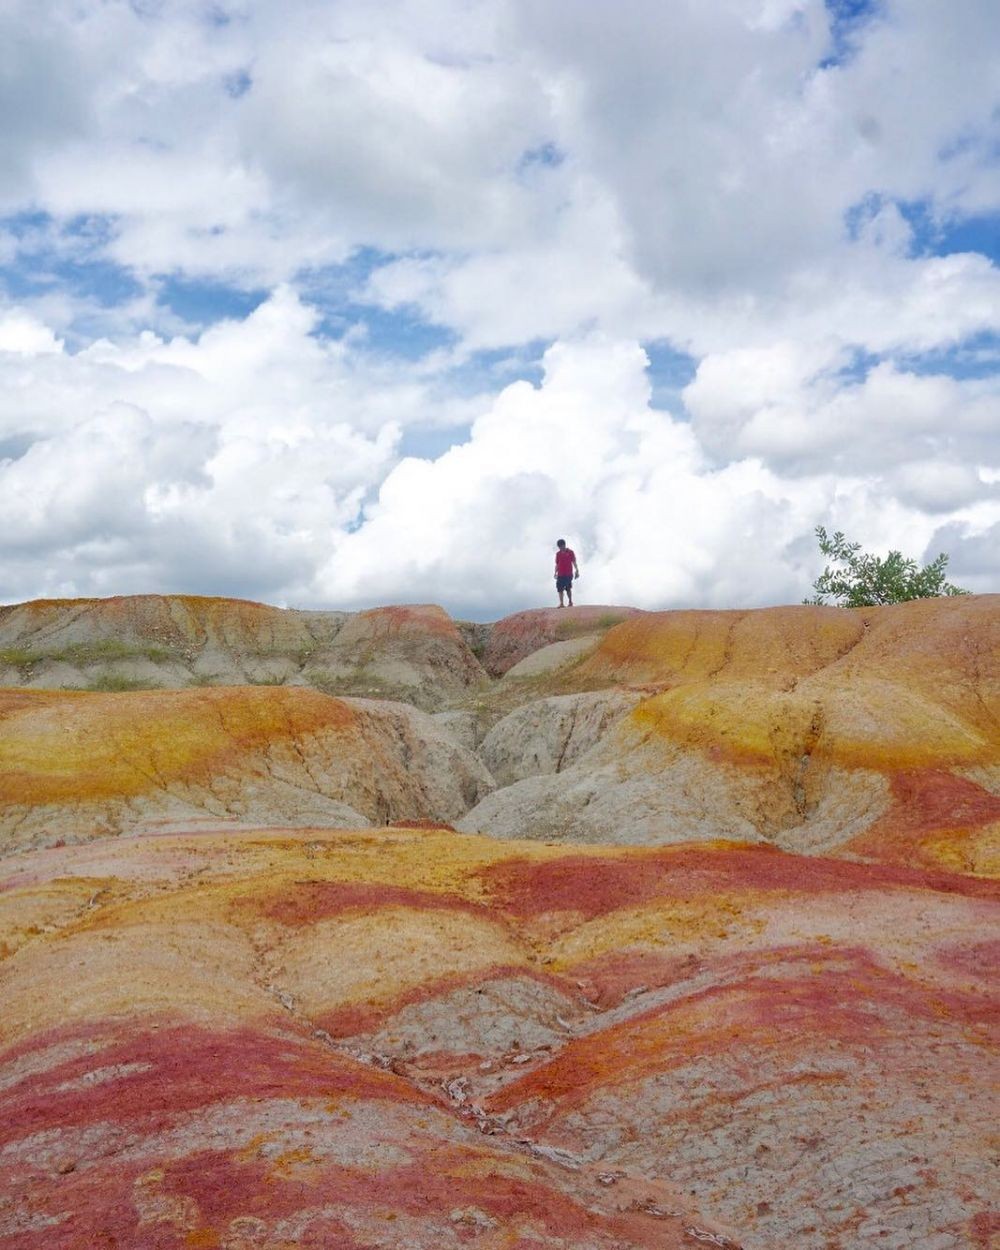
left=238, top=15, right=552, bottom=254
left=316, top=336, right=999, bottom=614
left=0, top=305, right=996, bottom=611
left=891, top=460, right=995, bottom=513
left=684, top=343, right=1000, bottom=476
left=506, top=0, right=1000, bottom=295
left=0, top=310, right=63, bottom=355
left=0, top=0, right=93, bottom=195
left=0, top=289, right=440, bottom=602
left=0, top=0, right=997, bottom=611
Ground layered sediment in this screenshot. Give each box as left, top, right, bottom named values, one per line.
left=0, top=591, right=997, bottom=1248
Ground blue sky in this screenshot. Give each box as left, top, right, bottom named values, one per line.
left=0, top=0, right=997, bottom=616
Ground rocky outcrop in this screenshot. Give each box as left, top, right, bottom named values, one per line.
left=1, top=594, right=997, bottom=867
left=300, top=603, right=490, bottom=708
left=1, top=825, right=995, bottom=1248
left=461, top=597, right=1000, bottom=864
left=0, top=686, right=493, bottom=851
left=0, top=596, right=489, bottom=709
left=480, top=605, right=643, bottom=676
left=0, top=592, right=998, bottom=1247
left=479, top=689, right=644, bottom=786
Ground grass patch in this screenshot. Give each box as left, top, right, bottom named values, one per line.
left=0, top=646, right=39, bottom=666
left=82, top=675, right=162, bottom=693
left=0, top=639, right=176, bottom=669
left=188, top=673, right=219, bottom=687
left=62, top=640, right=174, bottom=665
left=553, top=620, right=593, bottom=641
left=447, top=662, right=617, bottom=723
left=309, top=670, right=392, bottom=696
left=243, top=645, right=318, bottom=667
left=307, top=669, right=438, bottom=710
left=247, top=674, right=287, bottom=686
left=553, top=613, right=628, bottom=641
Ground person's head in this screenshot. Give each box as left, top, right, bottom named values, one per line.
left=556, top=539, right=566, bottom=549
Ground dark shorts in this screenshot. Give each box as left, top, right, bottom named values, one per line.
left=556, top=575, right=574, bottom=592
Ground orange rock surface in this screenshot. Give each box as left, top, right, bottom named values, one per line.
left=0, top=592, right=997, bottom=1248
left=1, top=826, right=996, bottom=1248
left=460, top=596, right=1000, bottom=866
left=481, top=605, right=644, bottom=676
left=0, top=686, right=492, bottom=850
left=583, top=597, right=998, bottom=773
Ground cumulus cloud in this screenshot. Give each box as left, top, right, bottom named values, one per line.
left=239, top=11, right=553, bottom=254
left=1, top=303, right=997, bottom=612
left=0, top=0, right=997, bottom=612
left=684, top=343, right=1000, bottom=474
left=319, top=336, right=999, bottom=614
left=507, top=0, right=1000, bottom=294
left=0, top=0, right=92, bottom=195
left=0, top=290, right=428, bottom=602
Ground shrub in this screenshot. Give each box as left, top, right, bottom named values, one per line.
left=807, top=527, right=969, bottom=608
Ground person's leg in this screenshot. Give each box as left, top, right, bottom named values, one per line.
left=566, top=585, right=573, bottom=606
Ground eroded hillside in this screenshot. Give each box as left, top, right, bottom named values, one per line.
left=0, top=592, right=997, bottom=1249
left=2, top=594, right=997, bottom=867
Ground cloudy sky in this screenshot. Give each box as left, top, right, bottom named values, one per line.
left=1, top=0, right=997, bottom=619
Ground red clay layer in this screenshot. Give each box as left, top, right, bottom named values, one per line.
left=0, top=1021, right=435, bottom=1149
left=253, top=879, right=494, bottom=928
left=481, top=606, right=643, bottom=675
left=2, top=1022, right=710, bottom=1249
left=484, top=944, right=998, bottom=1116
left=476, top=843, right=1000, bottom=923
left=6, top=1144, right=695, bottom=1250
left=847, top=769, right=1000, bottom=866
left=356, top=603, right=459, bottom=640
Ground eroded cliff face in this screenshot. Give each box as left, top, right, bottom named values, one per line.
left=460, top=597, right=1000, bottom=871
left=0, top=686, right=493, bottom=850
left=0, top=592, right=997, bottom=1249
left=0, top=597, right=487, bottom=709
left=4, top=594, right=995, bottom=867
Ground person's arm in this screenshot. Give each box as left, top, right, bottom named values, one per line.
left=573, top=555, right=580, bottom=578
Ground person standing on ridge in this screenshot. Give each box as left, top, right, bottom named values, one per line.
left=554, top=539, right=579, bottom=607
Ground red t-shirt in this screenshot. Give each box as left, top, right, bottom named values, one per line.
left=555, top=548, right=576, bottom=576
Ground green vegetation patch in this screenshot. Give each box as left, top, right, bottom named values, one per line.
left=807, top=526, right=968, bottom=607
left=0, top=639, right=176, bottom=669
left=0, top=646, right=39, bottom=667
left=78, top=675, right=163, bottom=693
left=553, top=612, right=628, bottom=641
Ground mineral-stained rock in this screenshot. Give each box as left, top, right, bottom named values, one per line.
left=500, top=632, right=605, bottom=679
left=480, top=605, right=644, bottom=676
left=0, top=686, right=493, bottom=852
left=0, top=1017, right=729, bottom=1249
left=463, top=596, right=1000, bottom=863
left=0, top=595, right=489, bottom=706
left=0, top=592, right=998, bottom=1248
left=479, top=688, right=644, bottom=786
left=301, top=603, right=491, bottom=708
left=0, top=826, right=995, bottom=1249
left=0, top=593, right=342, bottom=684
